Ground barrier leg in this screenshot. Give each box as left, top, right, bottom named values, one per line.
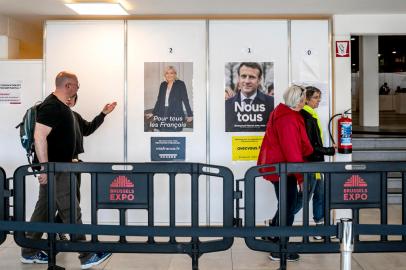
left=192, top=253, right=199, bottom=270
left=340, top=219, right=353, bottom=270
left=47, top=235, right=65, bottom=270
left=278, top=241, right=287, bottom=270
left=279, top=252, right=287, bottom=270
left=191, top=241, right=200, bottom=270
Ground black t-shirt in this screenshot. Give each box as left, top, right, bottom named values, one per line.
left=36, top=94, right=76, bottom=162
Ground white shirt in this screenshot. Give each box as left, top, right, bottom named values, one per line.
left=240, top=91, right=257, bottom=104
left=165, top=86, right=172, bottom=107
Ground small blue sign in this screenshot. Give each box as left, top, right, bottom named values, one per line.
left=151, top=137, right=186, bottom=161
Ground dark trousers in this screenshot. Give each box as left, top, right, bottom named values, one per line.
left=55, top=173, right=81, bottom=223
left=292, top=174, right=325, bottom=223
left=21, top=172, right=90, bottom=263
left=271, top=175, right=299, bottom=227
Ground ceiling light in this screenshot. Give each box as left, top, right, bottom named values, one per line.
left=65, top=2, right=129, bottom=15
left=392, top=51, right=397, bottom=54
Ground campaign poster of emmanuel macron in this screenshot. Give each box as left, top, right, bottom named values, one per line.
left=225, top=62, right=274, bottom=132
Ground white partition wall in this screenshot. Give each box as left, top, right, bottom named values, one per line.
left=29, top=19, right=331, bottom=225
left=127, top=21, right=207, bottom=224
left=209, top=20, right=289, bottom=224
left=45, top=21, right=125, bottom=163
left=291, top=20, right=331, bottom=148
left=45, top=21, right=125, bottom=223
left=0, top=60, right=42, bottom=218
left=290, top=20, right=332, bottom=222
left=0, top=60, right=42, bottom=175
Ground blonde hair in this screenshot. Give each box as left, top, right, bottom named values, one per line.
left=164, top=66, right=178, bottom=81
left=283, top=85, right=305, bottom=108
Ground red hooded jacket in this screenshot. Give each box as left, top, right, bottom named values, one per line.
left=257, top=103, right=313, bottom=183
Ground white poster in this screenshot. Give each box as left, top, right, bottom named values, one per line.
left=0, top=80, right=22, bottom=104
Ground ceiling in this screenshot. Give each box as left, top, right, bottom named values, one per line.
left=1, top=0, right=406, bottom=28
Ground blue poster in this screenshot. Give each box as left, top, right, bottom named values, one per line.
left=151, top=137, right=186, bottom=161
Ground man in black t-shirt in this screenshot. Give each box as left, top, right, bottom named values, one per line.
left=21, top=71, right=112, bottom=269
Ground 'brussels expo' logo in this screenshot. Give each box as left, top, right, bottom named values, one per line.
left=109, top=175, right=135, bottom=201
left=343, top=175, right=368, bottom=201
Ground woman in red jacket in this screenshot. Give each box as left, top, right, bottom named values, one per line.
left=257, top=85, right=313, bottom=261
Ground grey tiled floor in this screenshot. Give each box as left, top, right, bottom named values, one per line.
left=1, top=206, right=405, bottom=270
left=1, top=237, right=405, bottom=270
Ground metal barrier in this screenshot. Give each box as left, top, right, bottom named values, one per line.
left=0, top=166, right=8, bottom=245
left=244, top=162, right=406, bottom=270
left=0, top=161, right=404, bottom=270
left=13, top=162, right=234, bottom=270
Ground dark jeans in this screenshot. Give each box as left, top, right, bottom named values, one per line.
left=311, top=174, right=324, bottom=223
left=293, top=173, right=324, bottom=223
left=271, top=175, right=299, bottom=227
left=21, top=172, right=91, bottom=263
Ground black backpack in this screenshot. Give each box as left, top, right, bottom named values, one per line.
left=16, top=102, right=42, bottom=164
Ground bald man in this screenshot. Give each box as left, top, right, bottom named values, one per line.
left=21, top=71, right=111, bottom=269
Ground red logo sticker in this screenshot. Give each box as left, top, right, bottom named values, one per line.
left=109, top=175, right=135, bottom=201
left=343, top=175, right=368, bottom=201
left=336, top=41, right=350, bottom=57
left=344, top=175, right=368, bottom=187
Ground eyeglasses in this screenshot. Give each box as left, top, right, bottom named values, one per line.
left=67, top=82, right=80, bottom=89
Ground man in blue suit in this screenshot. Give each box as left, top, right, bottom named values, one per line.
left=225, top=62, right=274, bottom=132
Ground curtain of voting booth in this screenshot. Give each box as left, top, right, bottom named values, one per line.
left=38, top=19, right=330, bottom=225
left=45, top=21, right=125, bottom=224
left=126, top=21, right=208, bottom=225
left=208, top=20, right=289, bottom=223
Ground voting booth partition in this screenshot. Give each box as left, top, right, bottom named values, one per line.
left=39, top=19, right=331, bottom=226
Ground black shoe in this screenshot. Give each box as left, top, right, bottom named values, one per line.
left=268, top=252, right=300, bottom=262
left=261, top=219, right=279, bottom=242
left=261, top=236, right=279, bottom=242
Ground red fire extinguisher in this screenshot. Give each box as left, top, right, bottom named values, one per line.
left=328, top=109, right=352, bottom=154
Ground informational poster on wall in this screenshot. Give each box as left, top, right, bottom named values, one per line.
left=232, top=136, right=263, bottom=161
left=299, top=48, right=321, bottom=82
left=225, top=62, right=274, bottom=132
left=144, top=62, right=194, bottom=132
left=0, top=80, right=22, bottom=104
left=151, top=137, right=186, bottom=161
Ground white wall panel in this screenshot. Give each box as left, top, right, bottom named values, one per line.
left=291, top=20, right=331, bottom=222
left=0, top=60, right=42, bottom=218
left=291, top=20, right=331, bottom=147
left=209, top=20, right=289, bottom=224
left=127, top=20, right=207, bottom=224
left=45, top=21, right=125, bottom=223
left=45, top=21, right=125, bottom=163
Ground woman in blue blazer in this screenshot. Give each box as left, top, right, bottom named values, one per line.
left=146, top=66, right=193, bottom=131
